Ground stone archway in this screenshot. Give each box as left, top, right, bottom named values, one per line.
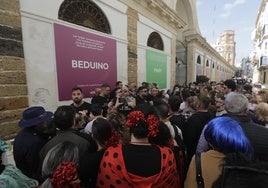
left=147, top=32, right=164, bottom=51
left=58, top=0, right=111, bottom=34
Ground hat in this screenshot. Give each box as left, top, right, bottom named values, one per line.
left=19, top=106, right=53, bottom=128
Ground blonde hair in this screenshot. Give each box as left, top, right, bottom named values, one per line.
left=254, top=102, right=268, bottom=123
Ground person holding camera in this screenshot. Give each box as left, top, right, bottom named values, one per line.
left=108, top=87, right=134, bottom=116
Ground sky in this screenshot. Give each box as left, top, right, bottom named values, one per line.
left=196, top=0, right=262, bottom=66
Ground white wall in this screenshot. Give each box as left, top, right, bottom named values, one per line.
left=137, top=14, right=172, bottom=89
left=19, top=0, right=128, bottom=111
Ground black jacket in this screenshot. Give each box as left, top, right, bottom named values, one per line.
left=226, top=114, right=268, bottom=161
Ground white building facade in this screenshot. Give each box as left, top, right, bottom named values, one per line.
left=252, top=0, right=268, bottom=84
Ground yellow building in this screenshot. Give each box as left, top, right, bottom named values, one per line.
left=213, top=30, right=236, bottom=66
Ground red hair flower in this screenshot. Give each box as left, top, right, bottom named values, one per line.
left=146, top=114, right=159, bottom=137
left=126, top=111, right=145, bottom=128
left=50, top=161, right=79, bottom=188
left=105, top=130, right=119, bottom=147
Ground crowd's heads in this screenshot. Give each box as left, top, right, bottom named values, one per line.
left=256, top=89, right=268, bottom=103
left=186, top=96, right=199, bottom=110
left=181, top=89, right=191, bottom=101
left=128, top=82, right=137, bottom=92
left=168, top=95, right=182, bottom=112
left=243, top=84, right=253, bottom=93
left=115, top=81, right=123, bottom=88
left=94, top=87, right=101, bottom=96
left=90, top=103, right=103, bottom=116
left=106, top=112, right=130, bottom=144
left=100, top=84, right=110, bottom=97
left=198, top=94, right=211, bottom=110
left=223, top=79, right=237, bottom=92
left=224, top=92, right=248, bottom=114
left=121, top=85, right=130, bottom=97
left=204, top=117, right=253, bottom=158
left=41, top=141, right=79, bottom=188
left=149, top=121, right=173, bottom=148
left=53, top=106, right=75, bottom=130
left=137, top=86, right=148, bottom=97
left=151, top=87, right=159, bottom=97
left=71, top=87, right=84, bottom=104
left=253, top=102, right=268, bottom=123
left=91, top=118, right=116, bottom=148
left=156, top=102, right=170, bottom=120
left=142, top=82, right=149, bottom=89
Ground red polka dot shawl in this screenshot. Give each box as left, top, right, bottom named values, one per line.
left=96, top=144, right=180, bottom=188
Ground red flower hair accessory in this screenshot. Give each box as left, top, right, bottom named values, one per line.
left=50, top=161, right=79, bottom=188
left=146, top=114, right=159, bottom=138
left=105, top=130, right=119, bottom=147
left=126, top=111, right=145, bottom=128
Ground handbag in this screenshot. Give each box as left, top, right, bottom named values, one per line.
left=195, top=152, right=204, bottom=188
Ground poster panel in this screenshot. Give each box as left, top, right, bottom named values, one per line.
left=54, top=23, right=117, bottom=100
left=146, top=49, right=167, bottom=89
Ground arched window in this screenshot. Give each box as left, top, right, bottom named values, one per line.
left=147, top=32, right=164, bottom=50
left=197, top=55, right=201, bottom=64
left=58, top=0, right=111, bottom=34
left=206, top=60, right=209, bottom=67
left=212, top=62, right=215, bottom=69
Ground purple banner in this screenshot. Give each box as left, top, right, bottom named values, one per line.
left=54, top=23, right=117, bottom=100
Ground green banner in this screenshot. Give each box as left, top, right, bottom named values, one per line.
left=146, top=49, right=167, bottom=89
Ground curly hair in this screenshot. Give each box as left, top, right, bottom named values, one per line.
left=254, top=102, right=268, bottom=123
left=106, top=112, right=130, bottom=144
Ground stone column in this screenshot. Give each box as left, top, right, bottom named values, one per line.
left=170, top=34, right=177, bottom=87
left=127, top=8, right=138, bottom=84
left=0, top=0, right=28, bottom=140
left=186, top=42, right=196, bottom=83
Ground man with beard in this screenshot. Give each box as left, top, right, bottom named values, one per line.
left=70, top=87, right=91, bottom=124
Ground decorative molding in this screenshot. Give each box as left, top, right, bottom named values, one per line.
left=185, top=33, right=235, bottom=70
left=119, top=0, right=186, bottom=30
left=147, top=0, right=186, bottom=28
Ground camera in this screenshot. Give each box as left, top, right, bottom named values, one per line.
left=119, top=97, right=127, bottom=104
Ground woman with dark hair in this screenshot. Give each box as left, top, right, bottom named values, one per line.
left=149, top=121, right=174, bottom=147
left=97, top=105, right=181, bottom=188
left=81, top=118, right=119, bottom=188
left=150, top=121, right=186, bottom=186
left=184, top=117, right=254, bottom=188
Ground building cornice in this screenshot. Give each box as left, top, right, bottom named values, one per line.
left=185, top=33, right=235, bottom=70
left=147, top=0, right=186, bottom=28
left=119, top=0, right=186, bottom=30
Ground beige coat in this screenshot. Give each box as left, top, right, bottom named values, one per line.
left=184, top=150, right=225, bottom=188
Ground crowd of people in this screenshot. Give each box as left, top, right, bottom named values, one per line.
left=1, top=79, right=268, bottom=187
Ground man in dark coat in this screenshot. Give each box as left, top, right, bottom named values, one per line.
left=13, top=106, right=53, bottom=181
left=39, top=105, right=97, bottom=187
